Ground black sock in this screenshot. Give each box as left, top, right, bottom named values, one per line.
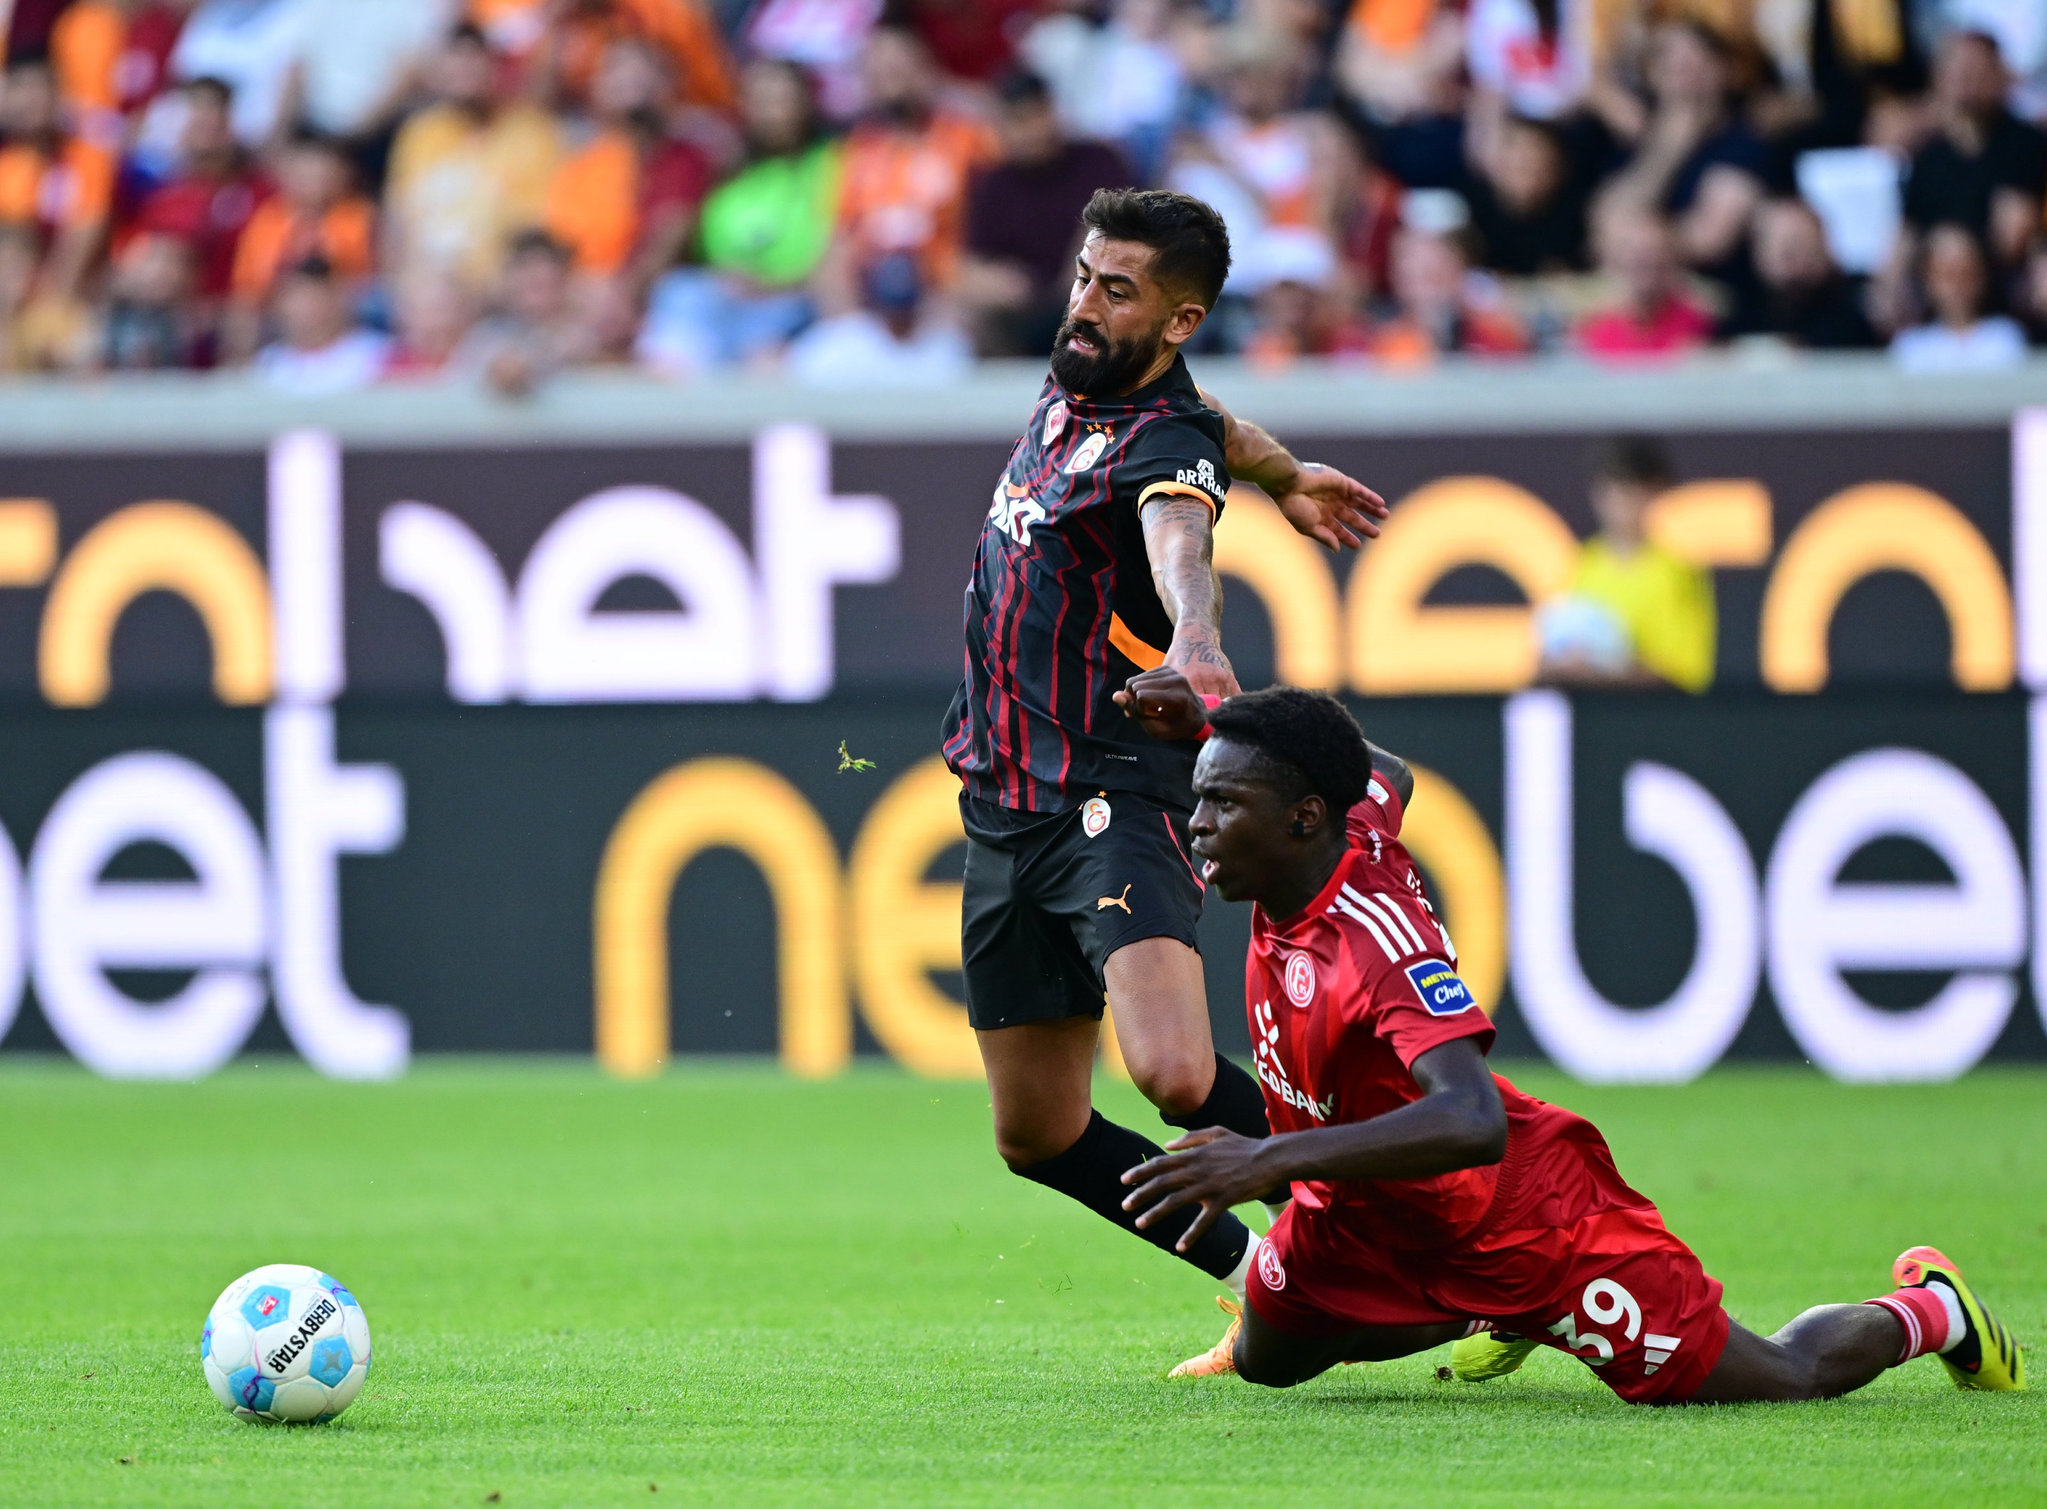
left=1160, top=1052, right=1271, bottom=1141
left=1015, top=1110, right=1251, bottom=1282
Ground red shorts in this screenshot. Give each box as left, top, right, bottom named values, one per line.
left=1247, top=1101, right=1729, bottom=1405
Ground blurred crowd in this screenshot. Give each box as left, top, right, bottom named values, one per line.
left=1, top=0, right=2044, bottom=392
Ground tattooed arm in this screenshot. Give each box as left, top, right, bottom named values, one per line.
left=1197, top=384, right=1390, bottom=552
left=1140, top=492, right=1240, bottom=699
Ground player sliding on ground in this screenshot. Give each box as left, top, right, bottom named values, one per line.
left=1114, top=670, right=2025, bottom=1402
left=940, top=187, right=1389, bottom=1304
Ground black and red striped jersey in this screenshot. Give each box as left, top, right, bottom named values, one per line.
left=941, top=355, right=1229, bottom=812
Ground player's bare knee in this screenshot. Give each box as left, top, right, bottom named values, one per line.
left=1123, top=1050, right=1213, bottom=1119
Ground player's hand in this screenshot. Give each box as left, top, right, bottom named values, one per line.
left=1113, top=666, right=1209, bottom=741
left=1119, top=1127, right=1275, bottom=1254
left=1271, top=462, right=1388, bottom=551
left=1164, top=630, right=1239, bottom=700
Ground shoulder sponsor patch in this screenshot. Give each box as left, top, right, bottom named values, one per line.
left=1403, top=958, right=1476, bottom=1017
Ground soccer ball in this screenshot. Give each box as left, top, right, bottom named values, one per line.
left=200, top=1264, right=372, bottom=1423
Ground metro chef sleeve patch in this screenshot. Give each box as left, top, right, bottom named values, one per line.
left=1403, top=958, right=1476, bottom=1017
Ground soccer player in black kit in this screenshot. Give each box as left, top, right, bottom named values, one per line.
left=941, top=187, right=1388, bottom=1313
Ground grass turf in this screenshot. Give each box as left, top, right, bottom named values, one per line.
left=0, top=1061, right=2040, bottom=1507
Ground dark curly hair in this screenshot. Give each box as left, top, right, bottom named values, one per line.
left=1081, top=187, right=1232, bottom=310
left=1205, top=687, right=1373, bottom=815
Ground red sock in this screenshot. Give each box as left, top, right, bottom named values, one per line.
left=1865, top=1287, right=1951, bottom=1364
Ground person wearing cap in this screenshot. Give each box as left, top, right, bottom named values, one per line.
left=784, top=247, right=971, bottom=385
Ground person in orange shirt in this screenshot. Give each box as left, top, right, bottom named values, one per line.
left=477, top=0, right=733, bottom=113
left=543, top=37, right=710, bottom=287
left=226, top=130, right=374, bottom=360
left=828, top=25, right=995, bottom=301
left=48, top=0, right=186, bottom=130
left=0, top=56, right=115, bottom=301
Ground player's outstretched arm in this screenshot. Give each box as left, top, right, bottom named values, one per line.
left=1367, top=740, right=1413, bottom=809
left=1140, top=495, right=1240, bottom=699
left=1197, top=385, right=1389, bottom=551
left=1120, top=1039, right=1505, bottom=1252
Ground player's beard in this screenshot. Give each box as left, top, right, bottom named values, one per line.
left=1048, top=314, right=1164, bottom=396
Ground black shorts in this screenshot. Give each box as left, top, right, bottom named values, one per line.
left=959, top=791, right=1207, bottom=1031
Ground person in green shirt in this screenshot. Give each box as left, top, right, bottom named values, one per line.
left=1537, top=436, right=1716, bottom=692
left=637, top=58, right=842, bottom=375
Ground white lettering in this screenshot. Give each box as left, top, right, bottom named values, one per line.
left=1766, top=747, right=2022, bottom=1081
left=378, top=503, right=514, bottom=703
left=30, top=753, right=267, bottom=1078
left=1506, top=692, right=1760, bottom=1082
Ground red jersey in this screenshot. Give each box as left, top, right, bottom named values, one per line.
left=1246, top=782, right=1528, bottom=1249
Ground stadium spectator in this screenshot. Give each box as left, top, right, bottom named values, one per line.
left=1166, top=25, right=1352, bottom=296
left=1575, top=203, right=1713, bottom=358
left=226, top=128, right=371, bottom=357
left=529, top=0, right=735, bottom=116
left=543, top=36, right=713, bottom=284
left=0, top=56, right=116, bottom=302
left=0, top=219, right=92, bottom=369
left=383, top=266, right=479, bottom=377
left=1538, top=435, right=1715, bottom=691
left=98, top=228, right=202, bottom=368
left=253, top=252, right=390, bottom=393
left=1596, top=20, right=1769, bottom=286
left=741, top=0, right=883, bottom=122
left=1016, top=0, right=1186, bottom=181
left=1242, top=260, right=1374, bottom=366
left=128, top=76, right=265, bottom=306
left=786, top=247, right=971, bottom=385
left=1334, top=0, right=1467, bottom=190
left=278, top=0, right=454, bottom=152
left=1463, top=111, right=1590, bottom=274
left=958, top=69, right=1132, bottom=358
left=1901, top=30, right=2046, bottom=272
left=1721, top=196, right=1879, bottom=348
left=898, top=0, right=1040, bottom=84
left=2018, top=235, right=2047, bottom=346
left=456, top=226, right=596, bottom=394
left=1365, top=188, right=1528, bottom=363
left=636, top=57, right=837, bottom=376
left=48, top=0, right=188, bottom=131
left=384, top=24, right=561, bottom=294
left=824, top=25, right=994, bottom=302
left=1890, top=220, right=2028, bottom=370
left=168, top=0, right=316, bottom=146
left=1464, top=0, right=1594, bottom=124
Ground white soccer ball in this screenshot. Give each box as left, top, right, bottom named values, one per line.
left=200, top=1264, right=372, bottom=1423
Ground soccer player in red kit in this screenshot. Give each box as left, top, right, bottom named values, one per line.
left=1112, top=672, right=2025, bottom=1401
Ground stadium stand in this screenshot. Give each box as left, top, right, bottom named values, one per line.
left=0, top=0, right=2042, bottom=386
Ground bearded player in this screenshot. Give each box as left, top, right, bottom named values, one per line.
left=941, top=187, right=1388, bottom=1301
left=1115, top=674, right=2024, bottom=1400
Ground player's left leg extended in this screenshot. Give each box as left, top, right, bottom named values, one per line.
left=1684, top=1245, right=2025, bottom=1404
left=1232, top=1302, right=1467, bottom=1387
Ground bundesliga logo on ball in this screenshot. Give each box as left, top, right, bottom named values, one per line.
left=200, top=1264, right=372, bottom=1423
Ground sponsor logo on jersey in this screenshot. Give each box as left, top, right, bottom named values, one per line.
left=1251, top=996, right=1334, bottom=1121
left=1404, top=958, right=1476, bottom=1016
left=988, top=480, right=1046, bottom=547
left=1257, top=1239, right=1287, bottom=1292
left=1080, top=796, right=1112, bottom=836
left=1065, top=430, right=1109, bottom=473
left=1283, top=951, right=1315, bottom=1007
left=1177, top=457, right=1223, bottom=499
left=1042, top=399, right=1067, bottom=445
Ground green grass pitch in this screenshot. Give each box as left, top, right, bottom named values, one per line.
left=1, top=1061, right=2041, bottom=1507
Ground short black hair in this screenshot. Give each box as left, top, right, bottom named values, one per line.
left=1594, top=434, right=1673, bottom=489
left=1081, top=187, right=1232, bottom=309
left=1205, top=686, right=1373, bottom=815
left=183, top=75, right=234, bottom=107
left=997, top=67, right=1051, bottom=107
left=506, top=227, right=571, bottom=264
